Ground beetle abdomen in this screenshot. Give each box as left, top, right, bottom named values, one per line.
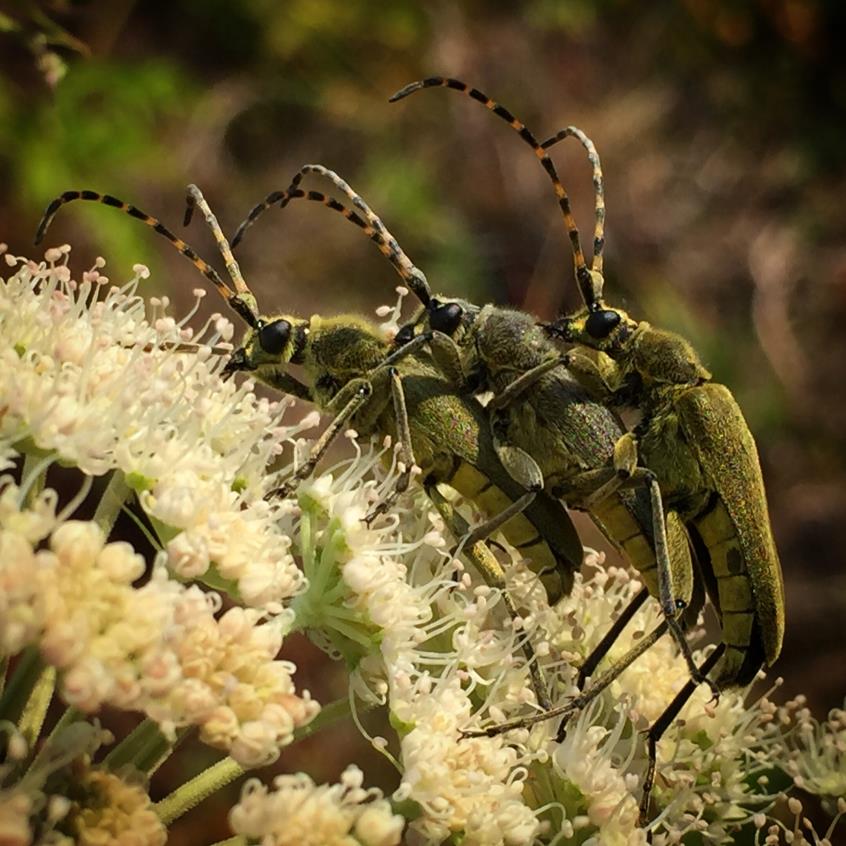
left=448, top=460, right=578, bottom=603
left=692, top=496, right=767, bottom=687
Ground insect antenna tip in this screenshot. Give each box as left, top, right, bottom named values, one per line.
left=388, top=81, right=423, bottom=102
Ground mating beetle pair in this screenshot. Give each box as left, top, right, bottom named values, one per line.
left=35, top=77, right=784, bottom=822
left=388, top=77, right=784, bottom=817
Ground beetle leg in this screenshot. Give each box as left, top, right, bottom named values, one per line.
left=252, top=369, right=313, bottom=400
left=462, top=618, right=668, bottom=739
left=426, top=483, right=552, bottom=710
left=491, top=411, right=546, bottom=493
left=265, top=378, right=374, bottom=500
left=364, top=368, right=419, bottom=524
left=428, top=330, right=470, bottom=389
left=486, top=355, right=568, bottom=411
left=639, top=644, right=725, bottom=825
left=645, top=475, right=722, bottom=699
left=381, top=329, right=433, bottom=366
left=558, top=347, right=623, bottom=400
left=458, top=491, right=538, bottom=550
left=577, top=585, right=650, bottom=688
left=560, top=434, right=718, bottom=697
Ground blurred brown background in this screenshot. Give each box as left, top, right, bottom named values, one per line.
left=1, top=1, right=844, bottom=841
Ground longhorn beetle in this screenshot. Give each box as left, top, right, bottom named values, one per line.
left=379, top=109, right=709, bottom=690
left=231, top=162, right=712, bottom=737
left=35, top=181, right=595, bottom=707
left=389, top=76, right=785, bottom=820
left=386, top=80, right=715, bottom=686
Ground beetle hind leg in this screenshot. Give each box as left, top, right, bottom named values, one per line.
left=639, top=645, right=725, bottom=826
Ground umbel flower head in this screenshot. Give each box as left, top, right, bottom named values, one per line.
left=0, top=247, right=841, bottom=846
left=229, top=765, right=404, bottom=846
left=0, top=244, right=305, bottom=607
left=0, top=247, right=321, bottom=767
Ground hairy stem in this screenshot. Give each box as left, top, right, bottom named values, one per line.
left=0, top=648, right=45, bottom=724
left=18, top=665, right=56, bottom=750
left=155, top=696, right=355, bottom=825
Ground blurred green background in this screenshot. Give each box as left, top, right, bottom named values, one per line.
left=2, top=1, right=844, bottom=841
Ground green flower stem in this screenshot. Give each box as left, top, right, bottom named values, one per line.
left=93, top=470, right=132, bottom=536
left=26, top=705, right=82, bottom=774
left=155, top=696, right=357, bottom=825
left=21, top=452, right=47, bottom=503
left=293, top=695, right=355, bottom=742
left=103, top=717, right=175, bottom=773
left=0, top=647, right=45, bottom=724
left=147, top=726, right=191, bottom=776
left=18, top=665, right=56, bottom=749
left=299, top=509, right=315, bottom=579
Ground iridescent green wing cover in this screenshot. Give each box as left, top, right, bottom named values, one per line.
left=399, top=355, right=585, bottom=593
left=676, top=382, right=785, bottom=664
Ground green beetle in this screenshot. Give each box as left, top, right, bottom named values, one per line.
left=387, top=76, right=785, bottom=820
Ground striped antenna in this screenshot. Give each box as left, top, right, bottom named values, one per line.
left=232, top=166, right=432, bottom=306
left=390, top=77, right=595, bottom=306
left=183, top=184, right=251, bottom=297
left=542, top=126, right=605, bottom=277
left=35, top=189, right=259, bottom=328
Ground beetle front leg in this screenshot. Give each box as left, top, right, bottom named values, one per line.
left=428, top=330, right=470, bottom=389
left=265, top=378, right=374, bottom=500
left=486, top=355, right=568, bottom=411
left=364, top=368, right=419, bottom=524
left=561, top=347, right=623, bottom=403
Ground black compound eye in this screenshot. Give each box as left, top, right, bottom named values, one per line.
left=585, top=309, right=621, bottom=339
left=395, top=324, right=415, bottom=346
left=430, top=302, right=464, bottom=336
left=258, top=319, right=291, bottom=356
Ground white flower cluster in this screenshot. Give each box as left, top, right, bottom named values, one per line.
left=516, top=561, right=790, bottom=845
left=230, top=765, right=403, bottom=846
left=286, top=445, right=447, bottom=685
left=783, top=697, right=846, bottom=815
left=0, top=247, right=304, bottom=607
left=275, top=437, right=545, bottom=845
left=0, top=481, right=318, bottom=765
left=0, top=246, right=325, bottom=766
left=394, top=674, right=540, bottom=846
left=2, top=248, right=837, bottom=846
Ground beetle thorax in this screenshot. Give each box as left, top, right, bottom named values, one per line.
left=475, top=307, right=551, bottom=389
